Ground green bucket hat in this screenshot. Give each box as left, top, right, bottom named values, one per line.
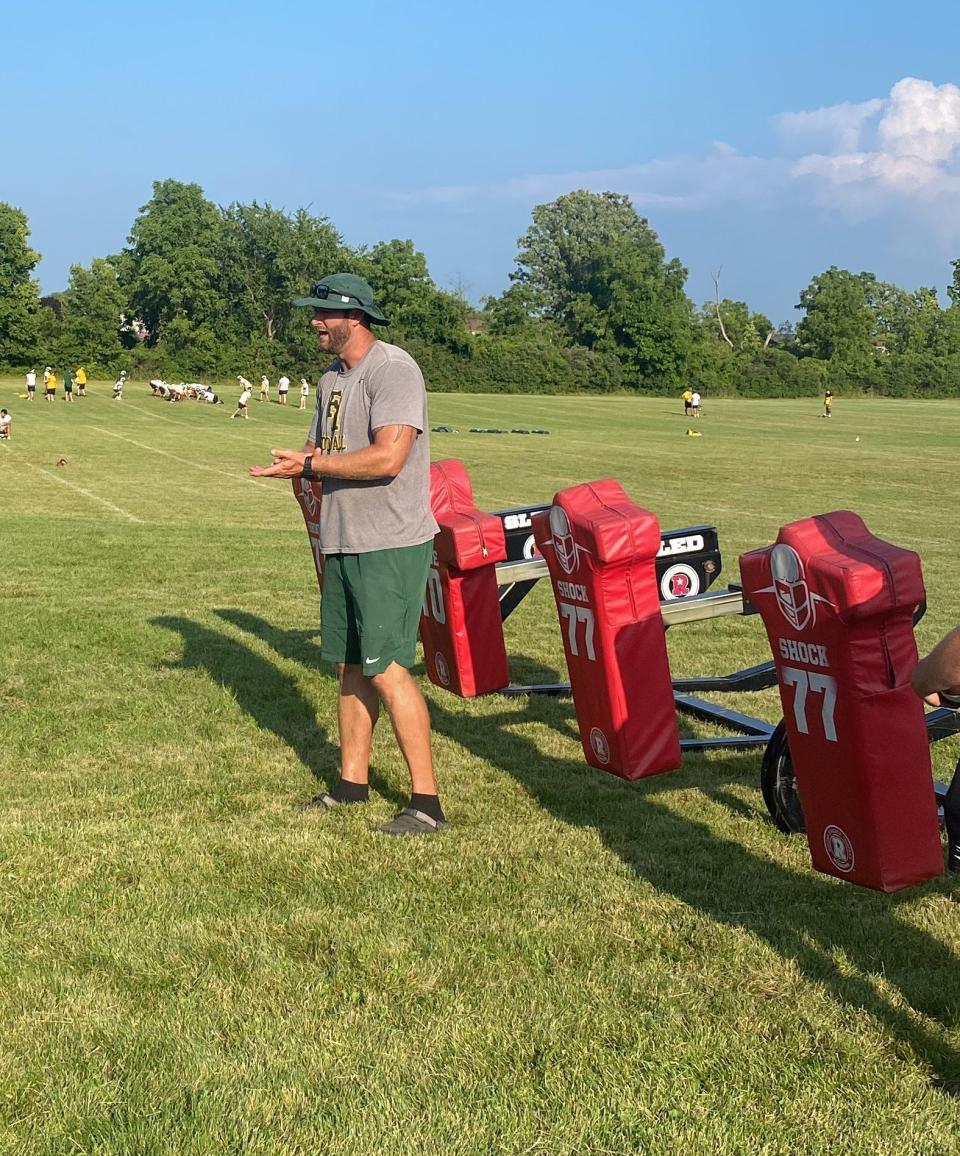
left=293, top=273, right=390, bottom=324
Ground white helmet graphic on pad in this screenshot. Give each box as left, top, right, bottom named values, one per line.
left=771, top=543, right=814, bottom=631
left=550, top=504, right=578, bottom=575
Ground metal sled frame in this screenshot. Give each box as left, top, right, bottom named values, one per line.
left=495, top=555, right=777, bottom=752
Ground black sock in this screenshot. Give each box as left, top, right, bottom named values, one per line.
left=945, top=773, right=960, bottom=873
left=331, top=778, right=368, bottom=804
left=409, top=793, right=445, bottom=823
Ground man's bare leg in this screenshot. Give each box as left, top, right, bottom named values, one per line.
left=371, top=662, right=438, bottom=796
left=337, top=663, right=380, bottom=784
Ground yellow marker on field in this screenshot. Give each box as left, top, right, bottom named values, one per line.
left=686, top=429, right=702, bottom=438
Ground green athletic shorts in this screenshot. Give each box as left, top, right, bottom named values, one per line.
left=319, top=540, right=432, bottom=676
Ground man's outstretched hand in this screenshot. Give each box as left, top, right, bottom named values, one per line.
left=249, top=449, right=307, bottom=478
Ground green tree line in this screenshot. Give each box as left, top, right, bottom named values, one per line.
left=4, top=182, right=960, bottom=396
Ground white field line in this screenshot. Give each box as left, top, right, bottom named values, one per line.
left=116, top=398, right=311, bottom=448
left=23, top=461, right=143, bottom=523
left=122, top=401, right=262, bottom=429
left=90, top=426, right=278, bottom=491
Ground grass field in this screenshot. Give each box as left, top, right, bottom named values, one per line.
left=2, top=379, right=960, bottom=1154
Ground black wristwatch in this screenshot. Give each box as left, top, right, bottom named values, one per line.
left=301, top=453, right=316, bottom=481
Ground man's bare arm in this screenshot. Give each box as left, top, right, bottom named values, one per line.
left=250, top=425, right=417, bottom=481
left=912, top=626, right=960, bottom=705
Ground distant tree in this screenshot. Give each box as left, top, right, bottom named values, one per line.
left=120, top=179, right=224, bottom=347
left=0, top=202, right=42, bottom=366
left=700, top=298, right=774, bottom=353
left=481, top=282, right=538, bottom=336
left=947, top=259, right=960, bottom=308
left=355, top=239, right=469, bottom=352
left=55, top=258, right=127, bottom=368
left=795, top=267, right=877, bottom=366
left=219, top=202, right=343, bottom=344
left=587, top=239, right=692, bottom=386
left=512, top=190, right=691, bottom=386
left=874, top=283, right=948, bottom=356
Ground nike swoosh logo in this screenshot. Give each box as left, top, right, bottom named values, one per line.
left=364, top=657, right=380, bottom=665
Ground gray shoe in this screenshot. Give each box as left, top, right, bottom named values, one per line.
left=378, top=807, right=450, bottom=836
left=299, top=792, right=339, bottom=811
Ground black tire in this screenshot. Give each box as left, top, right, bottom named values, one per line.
left=760, top=720, right=806, bottom=834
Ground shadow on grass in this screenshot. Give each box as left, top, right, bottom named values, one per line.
left=152, top=614, right=346, bottom=796
left=205, top=611, right=407, bottom=809
left=429, top=684, right=960, bottom=1095
left=215, top=608, right=323, bottom=668
left=173, top=613, right=960, bottom=1094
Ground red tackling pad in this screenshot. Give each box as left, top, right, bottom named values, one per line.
left=292, top=477, right=324, bottom=589
left=420, top=460, right=510, bottom=697
left=533, top=480, right=681, bottom=780
left=740, top=511, right=942, bottom=892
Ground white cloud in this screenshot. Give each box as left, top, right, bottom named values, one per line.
left=879, top=77, right=960, bottom=164
left=383, top=143, right=784, bottom=213
left=383, top=78, right=960, bottom=228
left=775, top=98, right=884, bottom=154
left=786, top=78, right=960, bottom=213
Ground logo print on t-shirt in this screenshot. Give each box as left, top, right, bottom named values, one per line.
left=323, top=390, right=345, bottom=453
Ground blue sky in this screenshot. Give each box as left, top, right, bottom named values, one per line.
left=4, top=0, right=960, bottom=324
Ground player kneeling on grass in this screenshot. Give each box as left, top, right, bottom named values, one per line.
left=0, top=409, right=11, bottom=440
left=912, top=627, right=960, bottom=874
left=249, top=273, right=448, bottom=837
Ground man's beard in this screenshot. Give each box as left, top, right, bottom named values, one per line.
left=321, top=320, right=352, bottom=354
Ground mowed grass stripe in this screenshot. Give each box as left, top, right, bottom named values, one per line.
left=90, top=425, right=281, bottom=493
left=21, top=459, right=144, bottom=523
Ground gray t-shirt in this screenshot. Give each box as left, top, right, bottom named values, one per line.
left=307, top=340, right=439, bottom=554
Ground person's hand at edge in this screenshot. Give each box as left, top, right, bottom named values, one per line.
left=249, top=449, right=308, bottom=478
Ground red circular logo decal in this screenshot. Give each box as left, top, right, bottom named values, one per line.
left=589, top=727, right=610, bottom=764
left=823, top=824, right=855, bottom=873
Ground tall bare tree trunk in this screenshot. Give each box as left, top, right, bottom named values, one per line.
left=712, top=269, right=734, bottom=349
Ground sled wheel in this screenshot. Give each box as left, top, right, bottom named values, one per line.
left=761, top=720, right=806, bottom=834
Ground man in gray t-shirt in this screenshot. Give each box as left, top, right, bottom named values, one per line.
left=250, top=273, right=447, bottom=837
left=306, top=340, right=438, bottom=554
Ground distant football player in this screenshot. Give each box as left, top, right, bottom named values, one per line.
left=232, top=381, right=252, bottom=419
